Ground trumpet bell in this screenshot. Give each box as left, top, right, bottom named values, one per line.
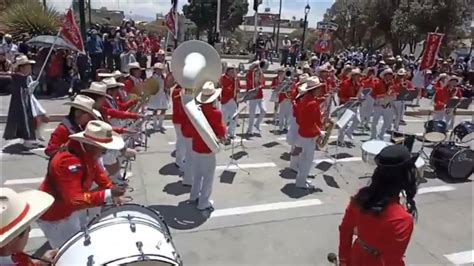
left=171, top=40, right=222, bottom=90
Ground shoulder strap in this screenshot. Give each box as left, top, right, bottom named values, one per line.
left=61, top=117, right=78, bottom=135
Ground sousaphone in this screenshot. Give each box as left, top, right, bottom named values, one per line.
left=171, top=40, right=222, bottom=153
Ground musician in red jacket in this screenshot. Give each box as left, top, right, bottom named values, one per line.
left=171, top=85, right=186, bottom=169
left=277, top=71, right=293, bottom=133
left=102, top=78, right=140, bottom=127
left=123, top=62, right=144, bottom=95
left=371, top=69, right=395, bottom=140
left=271, top=68, right=285, bottom=125
left=45, top=95, right=98, bottom=157
left=339, top=145, right=418, bottom=266
left=433, top=75, right=463, bottom=129
left=191, top=82, right=226, bottom=210
left=337, top=68, right=362, bottom=144
left=392, top=68, right=415, bottom=131
left=293, top=77, right=325, bottom=190
left=220, top=64, right=239, bottom=139
left=37, top=121, right=126, bottom=249
left=359, top=67, right=377, bottom=129
left=246, top=62, right=266, bottom=135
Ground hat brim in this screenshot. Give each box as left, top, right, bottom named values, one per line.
left=374, top=151, right=419, bottom=168
left=129, top=66, right=145, bottom=71
left=98, top=73, right=115, bottom=78
left=16, top=60, right=36, bottom=66
left=196, top=88, right=222, bottom=104
left=69, top=131, right=124, bottom=150
left=80, top=89, right=113, bottom=99
left=63, top=102, right=99, bottom=119
left=296, top=83, right=325, bottom=98
left=0, top=190, right=54, bottom=247
left=105, top=82, right=125, bottom=89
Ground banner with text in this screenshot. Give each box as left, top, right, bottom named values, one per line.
left=60, top=9, right=85, bottom=54
left=419, top=32, right=444, bottom=71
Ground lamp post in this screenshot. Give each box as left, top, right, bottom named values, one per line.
left=301, top=3, right=310, bottom=49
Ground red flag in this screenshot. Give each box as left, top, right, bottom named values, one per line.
left=60, top=9, right=85, bottom=54
left=419, top=33, right=444, bottom=71
left=314, top=30, right=334, bottom=54
left=165, top=8, right=177, bottom=38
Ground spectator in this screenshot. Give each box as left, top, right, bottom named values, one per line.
left=103, top=33, right=114, bottom=71
left=112, top=31, right=124, bottom=71
left=2, top=34, right=18, bottom=61
left=146, top=32, right=161, bottom=65
left=281, top=35, right=291, bottom=67
left=255, top=33, right=265, bottom=61
left=86, top=29, right=104, bottom=77
left=265, top=34, right=274, bottom=64
left=18, top=33, right=30, bottom=56
left=120, top=48, right=136, bottom=73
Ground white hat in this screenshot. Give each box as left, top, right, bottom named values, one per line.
left=63, top=95, right=99, bottom=119
left=195, top=81, right=222, bottom=104
left=349, top=68, right=362, bottom=77
left=153, top=62, right=165, bottom=70
left=318, top=63, right=332, bottom=73
left=81, top=82, right=112, bottom=99
left=69, top=120, right=125, bottom=150
left=397, top=68, right=408, bottom=76
left=157, top=49, right=165, bottom=55
left=379, top=68, right=394, bottom=78
left=97, top=72, right=115, bottom=78
left=111, top=70, right=128, bottom=78
left=302, top=62, right=311, bottom=69
left=444, top=75, right=462, bottom=87
left=297, top=73, right=310, bottom=85
left=128, top=62, right=144, bottom=71
left=297, top=77, right=325, bottom=98
left=14, top=55, right=36, bottom=67
left=0, top=188, right=54, bottom=247
left=102, top=77, right=125, bottom=89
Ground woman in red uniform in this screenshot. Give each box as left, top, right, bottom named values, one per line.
left=338, top=145, right=418, bottom=266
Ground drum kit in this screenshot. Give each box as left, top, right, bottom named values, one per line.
left=53, top=204, right=181, bottom=265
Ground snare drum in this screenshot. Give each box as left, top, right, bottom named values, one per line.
left=430, top=142, right=474, bottom=180
left=361, top=140, right=392, bottom=165
left=453, top=121, right=474, bottom=143
left=424, top=120, right=447, bottom=142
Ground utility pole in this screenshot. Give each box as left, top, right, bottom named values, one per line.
left=42, top=0, right=47, bottom=9
left=88, top=0, right=92, bottom=27
left=275, top=0, right=283, bottom=52
left=78, top=0, right=87, bottom=41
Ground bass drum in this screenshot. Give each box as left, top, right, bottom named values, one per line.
left=430, top=142, right=474, bottom=180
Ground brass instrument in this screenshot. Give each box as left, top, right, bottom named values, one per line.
left=316, top=92, right=336, bottom=150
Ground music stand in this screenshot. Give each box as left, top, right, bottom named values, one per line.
left=446, top=98, right=461, bottom=109
left=238, top=89, right=259, bottom=104
left=457, top=97, right=472, bottom=110
left=221, top=105, right=250, bottom=175
left=229, top=105, right=248, bottom=151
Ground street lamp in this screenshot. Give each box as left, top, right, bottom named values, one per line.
left=301, top=3, right=311, bottom=49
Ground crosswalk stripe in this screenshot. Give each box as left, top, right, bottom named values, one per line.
left=4, top=177, right=44, bottom=185
left=313, top=157, right=362, bottom=164
left=216, top=162, right=276, bottom=171
left=444, top=250, right=474, bottom=265
left=418, top=185, right=456, bottom=195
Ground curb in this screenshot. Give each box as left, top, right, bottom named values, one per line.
left=1, top=110, right=472, bottom=124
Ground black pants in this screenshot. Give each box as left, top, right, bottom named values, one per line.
left=90, top=53, right=103, bottom=77
left=105, top=54, right=113, bottom=71
left=113, top=54, right=121, bottom=71
left=281, top=50, right=289, bottom=66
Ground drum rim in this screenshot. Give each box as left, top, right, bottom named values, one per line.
left=447, top=149, right=474, bottom=179
left=104, top=254, right=181, bottom=265
left=55, top=217, right=174, bottom=263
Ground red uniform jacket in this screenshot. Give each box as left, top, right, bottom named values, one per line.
left=361, top=77, right=378, bottom=90
left=39, top=141, right=113, bottom=221
left=9, top=252, right=40, bottom=266
left=115, top=96, right=138, bottom=111
left=272, top=77, right=291, bottom=103
left=172, top=86, right=184, bottom=124
left=434, top=86, right=462, bottom=111
left=45, top=118, right=81, bottom=157
left=245, top=68, right=264, bottom=99
left=339, top=199, right=414, bottom=266
left=192, top=103, right=226, bottom=154
left=297, top=94, right=322, bottom=138
left=180, top=99, right=198, bottom=139
left=339, top=79, right=360, bottom=104
left=123, top=79, right=135, bottom=95
left=220, top=74, right=238, bottom=104
left=372, top=79, right=393, bottom=99
left=101, top=99, right=139, bottom=120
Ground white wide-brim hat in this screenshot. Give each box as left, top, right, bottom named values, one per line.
left=14, top=55, right=36, bottom=67
left=153, top=63, right=165, bottom=70
left=0, top=188, right=54, bottom=247
left=195, top=81, right=222, bottom=104
left=69, top=120, right=124, bottom=150
left=81, top=82, right=113, bottom=99
left=349, top=68, right=362, bottom=77
left=297, top=77, right=325, bottom=98
left=379, top=68, right=394, bottom=78
left=297, top=73, right=311, bottom=85
left=128, top=62, right=144, bottom=71
left=102, top=77, right=125, bottom=89
left=397, top=68, right=408, bottom=76
left=443, top=75, right=462, bottom=87
left=63, top=95, right=99, bottom=119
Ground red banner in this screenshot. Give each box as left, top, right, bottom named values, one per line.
left=165, top=8, right=177, bottom=38
left=60, top=9, right=85, bottom=54
left=314, top=30, right=334, bottom=54
left=419, top=32, right=444, bottom=71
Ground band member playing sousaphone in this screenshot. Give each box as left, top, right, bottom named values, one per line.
left=246, top=61, right=267, bottom=136
left=220, top=64, right=240, bottom=140
left=337, top=68, right=363, bottom=144
left=37, top=120, right=126, bottom=249
left=392, top=68, right=415, bottom=131
left=433, top=75, right=463, bottom=130
left=371, top=68, right=395, bottom=140
left=191, top=82, right=227, bottom=211
left=148, top=63, right=170, bottom=131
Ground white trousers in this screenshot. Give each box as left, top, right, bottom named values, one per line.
left=392, top=100, right=404, bottom=131
left=338, top=107, right=360, bottom=141
left=183, top=137, right=194, bottom=185
left=173, top=124, right=186, bottom=168
left=221, top=100, right=238, bottom=137
left=359, top=95, right=374, bottom=125
left=247, top=99, right=266, bottom=133
left=286, top=114, right=298, bottom=146
left=37, top=211, right=82, bottom=249
left=433, top=109, right=455, bottom=130
left=371, top=105, right=393, bottom=140
left=190, top=152, right=216, bottom=209
left=295, top=136, right=316, bottom=187
left=278, top=99, right=292, bottom=131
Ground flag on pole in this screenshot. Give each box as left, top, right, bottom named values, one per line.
left=419, top=32, right=444, bottom=71
left=165, top=0, right=179, bottom=39
left=60, top=9, right=85, bottom=54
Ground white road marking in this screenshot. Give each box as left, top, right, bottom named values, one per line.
left=418, top=185, right=456, bottom=195
left=444, top=250, right=474, bottom=265
left=167, top=138, right=251, bottom=145
left=313, top=157, right=362, bottom=164
left=4, top=177, right=44, bottom=185
left=29, top=228, right=45, bottom=238
left=216, top=162, right=276, bottom=171
left=211, top=199, right=323, bottom=218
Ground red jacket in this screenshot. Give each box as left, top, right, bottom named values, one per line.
left=181, top=102, right=198, bottom=139
left=220, top=74, right=238, bottom=104
left=372, top=79, right=393, bottom=99
left=361, top=76, right=378, bottom=90
left=434, top=86, right=462, bottom=111
left=245, top=68, right=264, bottom=99
left=339, top=199, right=414, bottom=266
left=115, top=96, right=138, bottom=111
left=297, top=94, right=322, bottom=138
left=39, top=141, right=113, bottom=221
left=339, top=79, right=360, bottom=104
left=45, top=118, right=81, bottom=157
left=172, top=86, right=184, bottom=124
left=101, top=99, right=139, bottom=120
left=192, top=103, right=226, bottom=154
left=10, top=252, right=40, bottom=266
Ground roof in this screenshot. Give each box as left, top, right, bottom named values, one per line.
left=238, top=25, right=296, bottom=35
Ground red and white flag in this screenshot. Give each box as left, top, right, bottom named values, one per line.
left=419, top=32, right=444, bottom=71
left=165, top=0, right=178, bottom=39
left=60, top=9, right=85, bottom=54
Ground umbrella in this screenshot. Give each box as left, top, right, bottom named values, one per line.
left=26, top=35, right=80, bottom=52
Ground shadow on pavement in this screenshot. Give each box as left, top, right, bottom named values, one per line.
left=219, top=170, right=236, bottom=184
left=163, top=181, right=191, bottom=196
left=323, top=174, right=340, bottom=189
left=2, top=143, right=35, bottom=155
left=280, top=183, right=322, bottom=199
left=149, top=201, right=208, bottom=230
left=315, top=161, right=333, bottom=172
left=280, top=152, right=290, bottom=161
left=279, top=168, right=296, bottom=180
left=170, top=150, right=176, bottom=158
left=262, top=141, right=280, bottom=148
left=330, top=152, right=353, bottom=159
left=159, top=163, right=181, bottom=176
left=230, top=151, right=247, bottom=160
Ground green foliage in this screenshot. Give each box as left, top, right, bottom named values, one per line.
left=0, top=0, right=60, bottom=38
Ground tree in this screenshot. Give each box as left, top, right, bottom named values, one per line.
left=183, top=0, right=248, bottom=43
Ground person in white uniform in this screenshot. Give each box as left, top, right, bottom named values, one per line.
left=219, top=64, right=239, bottom=139
left=371, top=68, right=396, bottom=140
left=148, top=63, right=169, bottom=131
left=337, top=68, right=363, bottom=144
left=246, top=62, right=267, bottom=135
left=288, top=74, right=309, bottom=171
left=359, top=67, right=377, bottom=130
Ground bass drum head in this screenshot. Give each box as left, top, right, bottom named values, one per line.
left=430, top=143, right=474, bottom=180
left=424, top=120, right=447, bottom=142
left=448, top=149, right=474, bottom=180
left=453, top=121, right=474, bottom=143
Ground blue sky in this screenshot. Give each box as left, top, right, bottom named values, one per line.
left=48, top=0, right=334, bottom=27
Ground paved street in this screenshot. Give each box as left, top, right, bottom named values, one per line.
left=0, top=114, right=473, bottom=265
